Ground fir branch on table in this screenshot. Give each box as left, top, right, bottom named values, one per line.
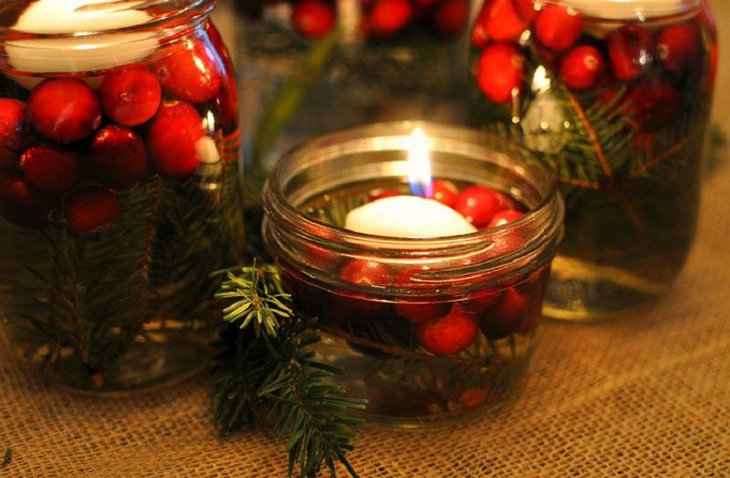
left=210, top=260, right=367, bottom=478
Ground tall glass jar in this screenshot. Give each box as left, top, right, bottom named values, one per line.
left=262, top=122, right=564, bottom=426
left=468, top=0, right=716, bottom=320
left=0, top=0, right=243, bottom=394
left=234, top=0, right=473, bottom=173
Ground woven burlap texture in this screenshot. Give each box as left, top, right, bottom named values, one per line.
left=2, top=155, right=729, bottom=477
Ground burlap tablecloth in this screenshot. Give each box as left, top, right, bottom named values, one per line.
left=2, top=1, right=730, bottom=475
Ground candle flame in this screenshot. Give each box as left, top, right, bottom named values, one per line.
left=407, top=127, right=433, bottom=198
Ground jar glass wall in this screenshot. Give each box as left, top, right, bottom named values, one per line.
left=262, top=122, right=563, bottom=426
left=234, top=0, right=473, bottom=172
left=468, top=0, right=716, bottom=320
left=0, top=0, right=244, bottom=394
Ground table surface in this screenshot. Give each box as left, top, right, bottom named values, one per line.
left=2, top=1, right=729, bottom=476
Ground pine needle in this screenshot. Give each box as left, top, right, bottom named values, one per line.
left=210, top=260, right=367, bottom=478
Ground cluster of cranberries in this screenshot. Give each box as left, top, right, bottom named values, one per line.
left=472, top=0, right=705, bottom=132
left=287, top=180, right=547, bottom=358
left=287, top=0, right=469, bottom=40
left=0, top=37, right=232, bottom=231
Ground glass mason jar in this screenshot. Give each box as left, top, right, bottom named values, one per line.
left=0, top=0, right=243, bottom=394
left=234, top=0, right=473, bottom=173
left=262, top=122, right=564, bottom=426
left=468, top=0, right=716, bottom=320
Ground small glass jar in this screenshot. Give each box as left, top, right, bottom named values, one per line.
left=234, top=0, right=473, bottom=172
left=468, top=0, right=716, bottom=320
left=262, top=121, right=563, bottom=426
left=0, top=0, right=243, bottom=394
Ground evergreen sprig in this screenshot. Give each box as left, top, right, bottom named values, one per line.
left=210, top=260, right=367, bottom=478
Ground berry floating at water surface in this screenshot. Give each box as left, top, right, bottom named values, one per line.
left=476, top=43, right=524, bottom=104
left=99, top=68, right=162, bottom=127
left=534, top=4, right=583, bottom=52
left=453, top=185, right=506, bottom=228
left=147, top=101, right=206, bottom=179
left=487, top=208, right=524, bottom=228
left=393, top=267, right=450, bottom=323
left=292, top=0, right=336, bottom=39
left=335, top=259, right=393, bottom=316
left=471, top=0, right=527, bottom=46
left=365, top=0, right=413, bottom=38
left=28, top=79, right=101, bottom=144
left=155, top=39, right=222, bottom=104
left=429, top=179, right=459, bottom=208
left=657, top=23, right=699, bottom=73
left=560, top=45, right=605, bottom=90
left=607, top=25, right=655, bottom=81
left=429, top=0, right=469, bottom=38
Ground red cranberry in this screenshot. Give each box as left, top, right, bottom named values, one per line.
left=154, top=39, right=222, bottom=105
left=28, top=79, right=101, bottom=144
left=0, top=172, right=56, bottom=228
left=429, top=0, right=469, bottom=38
left=99, top=69, right=162, bottom=127
left=365, top=0, right=413, bottom=38
left=464, top=288, right=502, bottom=314
left=486, top=208, right=524, bottom=228
left=607, top=26, right=655, bottom=82
left=460, top=387, right=489, bottom=409
left=340, top=259, right=392, bottom=287
left=334, top=259, right=393, bottom=317
left=514, top=0, right=536, bottom=22
left=368, top=187, right=401, bottom=202
left=64, top=187, right=120, bottom=232
left=430, top=179, right=458, bottom=208
left=417, top=309, right=478, bottom=356
left=87, top=125, right=148, bottom=189
left=393, top=267, right=450, bottom=323
left=147, top=101, right=206, bottom=178
left=205, top=24, right=239, bottom=135
left=292, top=0, right=336, bottom=39
left=302, top=222, right=341, bottom=270
left=476, top=43, right=524, bottom=104
left=560, top=45, right=606, bottom=90
left=20, top=146, right=79, bottom=193
left=453, top=185, right=505, bottom=228
left=624, top=78, right=680, bottom=132
left=479, top=287, right=527, bottom=339
left=534, top=5, right=583, bottom=52
left=471, top=0, right=527, bottom=47
left=0, top=99, right=29, bottom=153
left=657, top=23, right=699, bottom=73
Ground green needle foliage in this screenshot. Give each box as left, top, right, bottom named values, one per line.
left=209, top=260, right=367, bottom=478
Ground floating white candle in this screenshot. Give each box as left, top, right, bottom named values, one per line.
left=344, top=128, right=477, bottom=238
left=345, top=195, right=478, bottom=238
left=6, top=0, right=157, bottom=75
left=559, top=0, right=694, bottom=20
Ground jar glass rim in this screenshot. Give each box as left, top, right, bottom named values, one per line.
left=0, top=0, right=216, bottom=38
left=264, top=121, right=563, bottom=252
